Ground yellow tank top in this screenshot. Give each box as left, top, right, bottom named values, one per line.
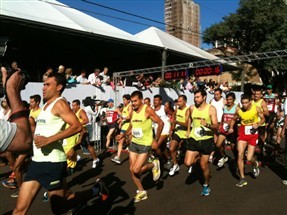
left=131, top=104, right=153, bottom=146
left=190, top=104, right=213, bottom=140
left=121, top=104, right=130, bottom=130
left=238, top=104, right=259, bottom=125
left=76, top=108, right=86, bottom=129
left=30, top=108, right=42, bottom=120
left=252, top=99, right=265, bottom=126
left=175, top=106, right=189, bottom=138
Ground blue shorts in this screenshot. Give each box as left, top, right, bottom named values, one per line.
left=24, top=161, right=67, bottom=191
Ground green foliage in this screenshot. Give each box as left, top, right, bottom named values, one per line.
left=203, top=0, right=287, bottom=91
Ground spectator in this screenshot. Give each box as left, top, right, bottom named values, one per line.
left=42, top=67, right=54, bottom=82
left=99, top=67, right=111, bottom=85
left=65, top=68, right=77, bottom=84
left=88, top=68, right=101, bottom=87
left=57, top=65, right=65, bottom=74
left=76, top=70, right=89, bottom=84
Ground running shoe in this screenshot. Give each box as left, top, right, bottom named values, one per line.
left=208, top=156, right=214, bottom=163
left=111, top=156, right=121, bottom=164
left=252, top=161, right=260, bottom=177
left=217, top=156, right=228, bottom=168
left=93, top=179, right=109, bottom=201
left=11, top=190, right=19, bottom=198
left=92, top=158, right=100, bottom=168
left=169, top=164, right=179, bottom=176
left=148, top=155, right=155, bottom=163
left=282, top=180, right=287, bottom=185
left=188, top=166, right=193, bottom=174
left=152, top=159, right=161, bottom=181
left=42, top=192, right=49, bottom=203
left=2, top=180, right=18, bottom=189
left=201, top=185, right=210, bottom=196
left=236, top=178, right=248, bottom=187
left=134, top=190, right=148, bottom=203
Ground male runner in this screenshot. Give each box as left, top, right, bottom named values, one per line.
left=185, top=89, right=218, bottom=196
left=169, top=95, right=190, bottom=176
left=229, top=94, right=265, bottom=187
left=117, top=91, right=163, bottom=202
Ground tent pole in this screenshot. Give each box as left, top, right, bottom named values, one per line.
left=162, top=48, right=167, bottom=79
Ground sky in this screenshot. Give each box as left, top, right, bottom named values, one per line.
left=58, top=0, right=240, bottom=49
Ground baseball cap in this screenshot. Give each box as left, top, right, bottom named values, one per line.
left=266, top=85, right=272, bottom=89
left=107, top=98, right=114, bottom=103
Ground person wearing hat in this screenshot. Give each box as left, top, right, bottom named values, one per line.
left=263, top=84, right=277, bottom=143
left=105, top=98, right=120, bottom=149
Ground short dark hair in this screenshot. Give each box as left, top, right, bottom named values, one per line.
left=226, top=92, right=236, bottom=100
left=144, top=97, right=151, bottom=102
left=154, top=94, right=162, bottom=100
left=241, top=94, right=251, bottom=101
left=30, top=94, right=41, bottom=103
left=178, top=95, right=187, bottom=102
left=214, top=88, right=223, bottom=94
left=72, top=99, right=80, bottom=106
left=123, top=94, right=131, bottom=101
left=131, top=91, right=143, bottom=99
left=48, top=73, right=66, bottom=94
left=194, top=89, right=207, bottom=97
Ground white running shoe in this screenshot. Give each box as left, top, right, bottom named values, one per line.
left=92, top=158, right=100, bottom=168
left=169, top=164, right=179, bottom=176
left=188, top=166, right=193, bottom=174
left=152, top=159, right=161, bottom=181
left=217, top=156, right=228, bottom=168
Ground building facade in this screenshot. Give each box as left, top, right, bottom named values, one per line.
left=165, top=0, right=200, bottom=47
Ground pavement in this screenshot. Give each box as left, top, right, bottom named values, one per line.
left=1, top=146, right=287, bottom=215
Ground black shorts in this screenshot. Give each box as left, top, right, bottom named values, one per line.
left=171, top=133, right=187, bottom=143
left=186, top=138, right=215, bottom=155
left=218, top=132, right=237, bottom=144
left=129, top=142, right=151, bottom=154
left=108, top=123, right=117, bottom=129
left=24, top=161, right=67, bottom=191
left=258, top=126, right=266, bottom=137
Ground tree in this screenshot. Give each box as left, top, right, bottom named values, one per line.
left=203, top=0, right=287, bottom=91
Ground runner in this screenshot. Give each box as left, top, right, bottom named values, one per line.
left=229, top=94, right=265, bottom=187
left=117, top=91, right=163, bottom=202
left=169, top=95, right=190, bottom=176
left=111, top=94, right=132, bottom=164
left=209, top=88, right=226, bottom=162
left=216, top=92, right=239, bottom=167
left=185, top=89, right=218, bottom=196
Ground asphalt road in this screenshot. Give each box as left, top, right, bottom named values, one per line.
left=1, top=147, right=287, bottom=215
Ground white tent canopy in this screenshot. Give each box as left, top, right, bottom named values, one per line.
left=0, top=0, right=220, bottom=61
left=135, top=27, right=218, bottom=60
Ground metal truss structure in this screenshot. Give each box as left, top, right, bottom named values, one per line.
left=113, top=49, right=287, bottom=79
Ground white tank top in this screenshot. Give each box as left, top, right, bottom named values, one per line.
left=154, top=105, right=169, bottom=124
left=211, top=97, right=225, bottom=122
left=32, top=97, right=66, bottom=163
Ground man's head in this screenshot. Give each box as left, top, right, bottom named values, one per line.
left=94, top=68, right=100, bottom=75
left=177, top=95, right=187, bottom=109
left=58, top=65, right=65, bottom=74
left=153, top=94, right=162, bottom=108
left=241, top=94, right=252, bottom=111
left=131, top=91, right=143, bottom=111
left=253, top=89, right=262, bottom=101
left=43, top=73, right=66, bottom=100
left=107, top=98, right=114, bottom=108
left=29, top=94, right=41, bottom=109
left=103, top=67, right=109, bottom=75
left=213, top=88, right=223, bottom=101
left=72, top=99, right=81, bottom=112
left=122, top=94, right=131, bottom=106
left=11, top=61, right=18, bottom=70
left=194, top=89, right=207, bottom=108
left=226, top=92, right=235, bottom=107
left=144, top=97, right=151, bottom=107
left=266, top=85, right=273, bottom=93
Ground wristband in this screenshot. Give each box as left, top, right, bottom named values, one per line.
left=8, top=109, right=30, bottom=122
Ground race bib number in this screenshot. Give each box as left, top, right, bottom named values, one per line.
left=223, top=123, right=229, bottom=132
left=244, top=126, right=257, bottom=135
left=107, top=116, right=113, bottom=123
left=194, top=127, right=204, bottom=138
left=267, top=104, right=273, bottom=111
left=132, top=128, right=143, bottom=138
